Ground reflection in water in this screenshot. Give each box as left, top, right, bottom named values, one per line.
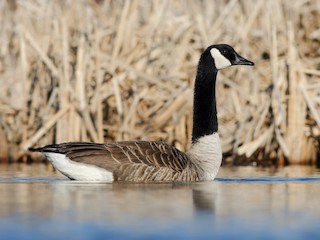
left=0, top=164, right=320, bottom=238
left=192, top=183, right=216, bottom=212
left=48, top=182, right=196, bottom=223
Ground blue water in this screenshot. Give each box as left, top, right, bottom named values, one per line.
left=0, top=164, right=320, bottom=240
left=1, top=213, right=319, bottom=240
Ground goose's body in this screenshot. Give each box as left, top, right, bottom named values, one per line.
left=31, top=133, right=221, bottom=182
left=29, top=44, right=254, bottom=182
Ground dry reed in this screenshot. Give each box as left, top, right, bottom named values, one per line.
left=0, top=0, right=319, bottom=164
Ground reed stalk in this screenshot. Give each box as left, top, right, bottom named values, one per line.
left=0, top=0, right=319, bottom=164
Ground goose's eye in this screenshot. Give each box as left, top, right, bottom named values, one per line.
left=221, top=49, right=227, bottom=55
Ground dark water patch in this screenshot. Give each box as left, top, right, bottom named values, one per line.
left=1, top=176, right=320, bottom=184
left=216, top=177, right=320, bottom=183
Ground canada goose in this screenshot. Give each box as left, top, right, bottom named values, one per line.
left=29, top=44, right=254, bottom=182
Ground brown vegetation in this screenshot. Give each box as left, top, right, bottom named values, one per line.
left=0, top=0, right=319, bottom=164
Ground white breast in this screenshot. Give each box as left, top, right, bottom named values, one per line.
left=43, top=152, right=114, bottom=182
left=187, top=133, right=222, bottom=180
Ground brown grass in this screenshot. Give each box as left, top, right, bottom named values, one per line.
left=0, top=0, right=319, bottom=164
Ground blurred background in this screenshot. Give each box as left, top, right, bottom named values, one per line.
left=0, top=0, right=319, bottom=165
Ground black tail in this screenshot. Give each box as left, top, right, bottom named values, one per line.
left=28, top=142, right=104, bottom=154
left=29, top=147, right=41, bottom=152
left=28, top=144, right=63, bottom=153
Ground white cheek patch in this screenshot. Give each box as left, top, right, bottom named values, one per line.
left=210, top=48, right=232, bottom=70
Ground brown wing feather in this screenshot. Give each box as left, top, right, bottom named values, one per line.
left=38, top=141, right=189, bottom=173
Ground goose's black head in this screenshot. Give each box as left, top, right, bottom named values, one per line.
left=202, top=44, right=254, bottom=71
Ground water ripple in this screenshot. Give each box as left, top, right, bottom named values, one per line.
left=216, top=177, right=320, bottom=183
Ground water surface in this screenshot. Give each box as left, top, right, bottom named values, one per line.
left=0, top=164, right=320, bottom=239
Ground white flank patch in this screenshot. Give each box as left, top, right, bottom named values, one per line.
left=44, top=152, right=114, bottom=182
left=210, top=48, right=232, bottom=70
left=187, top=133, right=222, bottom=180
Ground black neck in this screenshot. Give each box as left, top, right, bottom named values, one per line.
left=192, top=56, right=218, bottom=143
